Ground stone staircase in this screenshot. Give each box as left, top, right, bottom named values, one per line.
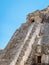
left=0, top=23, right=35, bottom=65
left=1, top=6, right=49, bottom=65
left=16, top=23, right=38, bottom=65
left=9, top=23, right=35, bottom=65
left=0, top=23, right=42, bottom=65
left=16, top=23, right=42, bottom=65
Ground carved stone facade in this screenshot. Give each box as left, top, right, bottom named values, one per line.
left=0, top=6, right=49, bottom=65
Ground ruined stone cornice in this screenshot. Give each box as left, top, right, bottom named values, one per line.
left=26, top=6, right=49, bottom=23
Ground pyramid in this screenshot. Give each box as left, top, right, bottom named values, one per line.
left=0, top=6, right=49, bottom=65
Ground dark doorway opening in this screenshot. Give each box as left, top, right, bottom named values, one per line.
left=31, top=19, right=34, bottom=23
left=37, top=56, right=41, bottom=63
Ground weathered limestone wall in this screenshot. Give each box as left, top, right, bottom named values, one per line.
left=0, top=6, right=49, bottom=65
left=0, top=50, right=5, bottom=59
left=26, top=6, right=49, bottom=23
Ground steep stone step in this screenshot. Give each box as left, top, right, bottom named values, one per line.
left=9, top=23, right=35, bottom=65
left=16, top=23, right=38, bottom=65
left=24, top=49, right=34, bottom=65
left=19, top=23, right=42, bottom=65
left=24, top=36, right=42, bottom=65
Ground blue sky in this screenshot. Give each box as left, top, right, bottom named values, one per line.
left=0, top=0, right=49, bottom=49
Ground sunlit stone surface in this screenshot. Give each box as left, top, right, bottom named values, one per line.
left=0, top=6, right=49, bottom=65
